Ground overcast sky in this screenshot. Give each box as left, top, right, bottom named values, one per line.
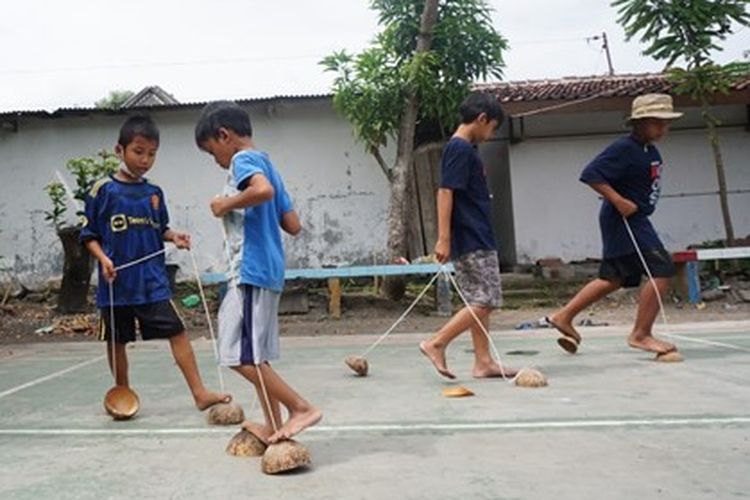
left=1, top=0, right=748, bottom=112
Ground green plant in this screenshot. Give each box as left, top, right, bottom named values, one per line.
left=44, top=181, right=68, bottom=230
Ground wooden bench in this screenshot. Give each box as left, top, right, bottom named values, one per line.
left=672, top=247, right=750, bottom=304
left=202, top=263, right=455, bottom=319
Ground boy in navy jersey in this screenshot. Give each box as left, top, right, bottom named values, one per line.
left=547, top=94, right=682, bottom=356
left=81, top=115, right=231, bottom=411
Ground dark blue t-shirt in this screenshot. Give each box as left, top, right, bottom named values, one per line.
left=580, top=135, right=666, bottom=258
left=80, top=176, right=171, bottom=307
left=440, top=137, right=497, bottom=258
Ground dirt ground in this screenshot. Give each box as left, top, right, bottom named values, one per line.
left=1, top=276, right=748, bottom=345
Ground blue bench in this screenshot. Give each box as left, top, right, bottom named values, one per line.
left=202, top=263, right=455, bottom=318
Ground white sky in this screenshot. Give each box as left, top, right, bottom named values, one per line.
left=1, top=0, right=748, bottom=112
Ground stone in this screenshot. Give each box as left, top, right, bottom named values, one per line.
left=226, top=429, right=267, bottom=457
left=514, top=368, right=548, bottom=388
left=206, top=403, right=245, bottom=425
left=261, top=440, right=312, bottom=475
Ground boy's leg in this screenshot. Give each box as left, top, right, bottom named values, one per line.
left=549, top=278, right=621, bottom=331
left=231, top=365, right=282, bottom=444
left=419, top=306, right=483, bottom=379
left=470, top=313, right=518, bottom=378
left=628, top=277, right=676, bottom=354
left=106, top=340, right=129, bottom=386
left=169, top=332, right=232, bottom=410
left=254, top=363, right=322, bottom=443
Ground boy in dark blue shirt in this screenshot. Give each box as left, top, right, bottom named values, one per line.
left=81, top=115, right=231, bottom=412
left=420, top=92, right=518, bottom=380
left=547, top=94, right=682, bottom=356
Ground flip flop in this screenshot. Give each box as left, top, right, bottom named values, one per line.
left=546, top=316, right=581, bottom=354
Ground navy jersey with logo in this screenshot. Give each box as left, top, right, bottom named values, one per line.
left=80, top=176, right=171, bottom=307
left=440, top=137, right=497, bottom=258
left=580, top=135, right=666, bottom=258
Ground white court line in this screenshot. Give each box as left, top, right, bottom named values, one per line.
left=0, top=355, right=106, bottom=400
left=1, top=416, right=749, bottom=436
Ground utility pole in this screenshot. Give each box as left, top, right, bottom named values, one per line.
left=588, top=31, right=615, bottom=75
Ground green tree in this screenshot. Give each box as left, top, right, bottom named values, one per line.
left=613, top=0, right=750, bottom=246
left=322, top=0, right=506, bottom=294
left=95, top=90, right=135, bottom=109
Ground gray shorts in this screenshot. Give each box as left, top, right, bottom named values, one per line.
left=218, top=285, right=280, bottom=366
left=454, top=250, right=502, bottom=309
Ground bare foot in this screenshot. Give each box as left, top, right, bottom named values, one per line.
left=268, top=407, right=322, bottom=444
left=473, top=362, right=518, bottom=379
left=241, top=420, right=273, bottom=445
left=419, top=340, right=456, bottom=379
left=194, top=389, right=232, bottom=411
left=628, top=335, right=676, bottom=355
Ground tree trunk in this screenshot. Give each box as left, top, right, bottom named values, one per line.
left=702, top=101, right=736, bottom=247
left=57, top=227, right=94, bottom=313
left=383, top=0, right=439, bottom=300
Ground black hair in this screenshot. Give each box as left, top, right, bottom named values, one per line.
left=118, top=114, right=160, bottom=147
left=194, top=101, right=253, bottom=147
left=458, top=92, right=505, bottom=125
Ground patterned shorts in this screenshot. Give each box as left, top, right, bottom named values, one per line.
left=453, top=250, right=503, bottom=309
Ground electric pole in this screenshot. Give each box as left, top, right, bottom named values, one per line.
left=588, top=32, right=615, bottom=75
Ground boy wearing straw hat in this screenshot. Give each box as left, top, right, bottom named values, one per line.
left=81, top=115, right=232, bottom=412
left=546, top=93, right=683, bottom=355
left=195, top=101, right=321, bottom=444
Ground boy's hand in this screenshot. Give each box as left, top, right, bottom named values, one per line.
left=614, top=197, right=638, bottom=218
left=210, top=196, right=228, bottom=218
left=101, top=257, right=117, bottom=283
left=172, top=232, right=191, bottom=250
left=434, top=238, right=451, bottom=264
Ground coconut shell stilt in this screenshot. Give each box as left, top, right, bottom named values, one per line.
left=442, top=386, right=474, bottom=398
left=206, top=403, right=245, bottom=425
left=104, top=385, right=140, bottom=420
left=226, top=429, right=267, bottom=457
left=261, top=440, right=312, bottom=474
left=656, top=350, right=684, bottom=363
left=345, top=356, right=369, bottom=377
left=514, top=368, right=548, bottom=388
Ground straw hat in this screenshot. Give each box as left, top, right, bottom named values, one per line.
left=627, top=93, right=683, bottom=122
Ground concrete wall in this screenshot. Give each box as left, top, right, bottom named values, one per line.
left=505, top=105, right=750, bottom=263
left=0, top=99, right=391, bottom=286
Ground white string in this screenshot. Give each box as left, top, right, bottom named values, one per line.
left=622, top=216, right=750, bottom=353
left=114, top=249, right=167, bottom=272
left=360, top=271, right=442, bottom=358
left=255, top=363, right=279, bottom=433
left=188, top=249, right=225, bottom=392
left=442, top=268, right=515, bottom=383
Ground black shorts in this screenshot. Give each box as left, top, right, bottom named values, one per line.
left=99, top=300, right=185, bottom=344
left=599, top=248, right=676, bottom=288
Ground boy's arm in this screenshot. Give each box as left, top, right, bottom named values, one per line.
left=211, top=174, right=274, bottom=218
left=588, top=182, right=638, bottom=217
left=84, top=239, right=116, bottom=282
left=281, top=210, right=302, bottom=236
left=434, top=188, right=454, bottom=263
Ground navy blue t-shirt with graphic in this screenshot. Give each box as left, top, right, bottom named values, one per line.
left=80, top=176, right=171, bottom=307
left=440, top=137, right=497, bottom=258
left=580, top=135, right=666, bottom=259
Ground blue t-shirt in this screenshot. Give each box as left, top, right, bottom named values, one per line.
left=80, top=176, right=171, bottom=307
left=231, top=150, right=293, bottom=292
left=440, top=137, right=497, bottom=258
left=580, top=135, right=666, bottom=258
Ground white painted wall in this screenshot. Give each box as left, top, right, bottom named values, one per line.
left=507, top=105, right=750, bottom=263
left=0, top=99, right=392, bottom=286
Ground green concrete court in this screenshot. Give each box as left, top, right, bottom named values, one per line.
left=1, top=321, right=749, bottom=500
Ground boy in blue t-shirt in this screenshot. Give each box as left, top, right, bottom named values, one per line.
left=419, top=92, right=518, bottom=380
left=81, top=115, right=231, bottom=412
left=547, top=94, right=682, bottom=356
left=195, top=101, right=321, bottom=444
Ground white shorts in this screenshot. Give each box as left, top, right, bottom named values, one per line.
left=218, top=285, right=280, bottom=366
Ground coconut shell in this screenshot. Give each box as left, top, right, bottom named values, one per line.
left=514, top=368, right=548, bottom=388
left=656, top=351, right=684, bottom=363
left=226, top=429, right=267, bottom=457
left=442, top=386, right=474, bottom=398
left=104, top=385, right=140, bottom=420
left=206, top=403, right=245, bottom=425
left=261, top=440, right=312, bottom=474
left=345, top=356, right=369, bottom=377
